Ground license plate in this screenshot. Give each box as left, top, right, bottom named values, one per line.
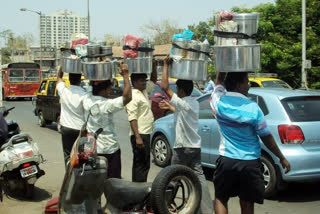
left=20, top=165, right=38, bottom=178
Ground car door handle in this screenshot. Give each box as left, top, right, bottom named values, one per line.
left=201, top=125, right=210, bottom=132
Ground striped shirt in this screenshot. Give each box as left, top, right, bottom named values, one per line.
left=210, top=85, right=270, bottom=160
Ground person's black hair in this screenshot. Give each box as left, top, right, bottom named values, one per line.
left=224, top=72, right=248, bottom=91
left=130, top=73, right=147, bottom=86
left=92, top=80, right=112, bottom=96
left=176, top=79, right=193, bottom=96
left=69, top=73, right=82, bottom=85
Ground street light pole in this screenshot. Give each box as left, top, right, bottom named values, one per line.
left=87, top=0, right=90, bottom=41
left=20, top=8, right=42, bottom=72
left=301, top=0, right=308, bottom=89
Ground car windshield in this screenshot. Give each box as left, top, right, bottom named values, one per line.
left=262, top=80, right=291, bottom=89
left=281, top=96, right=320, bottom=122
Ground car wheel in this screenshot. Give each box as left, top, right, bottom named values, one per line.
left=56, top=116, right=61, bottom=133
left=152, top=135, right=172, bottom=167
left=261, top=155, right=277, bottom=197
left=38, top=112, right=46, bottom=127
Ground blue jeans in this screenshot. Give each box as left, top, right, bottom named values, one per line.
left=172, top=148, right=214, bottom=214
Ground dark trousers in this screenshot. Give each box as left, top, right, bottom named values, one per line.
left=98, top=149, right=121, bottom=179
left=61, top=126, right=80, bottom=167
left=130, top=134, right=151, bottom=182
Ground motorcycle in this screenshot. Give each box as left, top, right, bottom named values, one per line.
left=45, top=104, right=201, bottom=214
left=0, top=107, right=45, bottom=200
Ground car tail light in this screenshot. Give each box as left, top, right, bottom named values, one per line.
left=278, top=125, right=305, bottom=144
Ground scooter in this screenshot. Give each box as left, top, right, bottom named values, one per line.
left=45, top=104, right=201, bottom=214
left=0, top=107, right=45, bottom=200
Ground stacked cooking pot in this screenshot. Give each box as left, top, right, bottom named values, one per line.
left=123, top=41, right=154, bottom=74
left=82, top=43, right=117, bottom=80
left=169, top=39, right=211, bottom=81
left=213, top=12, right=261, bottom=72
left=60, top=41, right=118, bottom=80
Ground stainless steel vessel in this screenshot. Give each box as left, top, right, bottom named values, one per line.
left=233, top=13, right=260, bottom=45
left=169, top=59, right=207, bottom=81
left=137, top=42, right=153, bottom=58
left=61, top=57, right=83, bottom=74
left=124, top=58, right=152, bottom=74
left=82, top=61, right=114, bottom=80
left=214, top=44, right=261, bottom=72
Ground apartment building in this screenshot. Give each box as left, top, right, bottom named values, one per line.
left=40, top=9, right=89, bottom=48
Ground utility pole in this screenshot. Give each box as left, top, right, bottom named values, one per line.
left=20, top=8, right=43, bottom=73
left=87, top=0, right=90, bottom=41
left=301, top=0, right=308, bottom=89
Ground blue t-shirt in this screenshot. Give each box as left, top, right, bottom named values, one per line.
left=210, top=85, right=270, bottom=160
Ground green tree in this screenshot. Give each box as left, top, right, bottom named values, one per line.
left=141, top=19, right=182, bottom=45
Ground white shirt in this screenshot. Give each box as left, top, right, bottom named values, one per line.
left=170, top=93, right=201, bottom=148
left=83, top=93, right=124, bottom=154
left=57, top=82, right=86, bottom=130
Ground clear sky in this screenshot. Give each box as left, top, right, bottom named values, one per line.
left=0, top=0, right=274, bottom=45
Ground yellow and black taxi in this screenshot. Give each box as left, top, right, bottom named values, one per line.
left=249, top=74, right=292, bottom=89
left=33, top=76, right=89, bottom=132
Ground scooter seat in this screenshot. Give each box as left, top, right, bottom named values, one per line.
left=104, top=178, right=152, bottom=209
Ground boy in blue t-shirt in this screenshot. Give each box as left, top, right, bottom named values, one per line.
left=210, top=72, right=291, bottom=214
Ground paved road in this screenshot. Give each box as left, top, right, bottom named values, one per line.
left=0, top=100, right=319, bottom=214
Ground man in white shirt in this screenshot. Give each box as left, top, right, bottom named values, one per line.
left=83, top=63, right=131, bottom=178
left=125, top=64, right=157, bottom=182
left=159, top=57, right=214, bottom=214
left=204, top=74, right=215, bottom=94
left=57, top=67, right=86, bottom=167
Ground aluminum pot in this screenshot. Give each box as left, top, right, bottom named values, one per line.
left=87, top=44, right=100, bottom=56
left=233, top=13, right=260, bottom=45
left=138, top=42, right=154, bottom=58
left=61, top=57, right=83, bottom=74
left=82, top=61, right=113, bottom=80
left=171, top=38, right=189, bottom=58
left=199, top=43, right=211, bottom=61
left=214, top=44, right=261, bottom=72
left=124, top=58, right=152, bottom=74
left=186, top=40, right=201, bottom=60
left=169, top=59, right=207, bottom=81
left=100, top=46, right=113, bottom=61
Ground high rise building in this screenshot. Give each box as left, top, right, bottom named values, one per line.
left=40, top=10, right=89, bottom=48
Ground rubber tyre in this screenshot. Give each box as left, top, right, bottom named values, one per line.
left=56, top=116, right=61, bottom=133
left=38, top=112, right=46, bottom=127
left=152, top=135, right=172, bottom=167
left=24, top=183, right=34, bottom=199
left=151, top=164, right=201, bottom=214
left=261, top=155, right=278, bottom=198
